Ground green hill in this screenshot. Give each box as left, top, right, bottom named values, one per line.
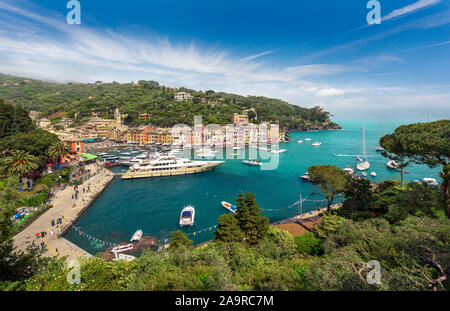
left=0, top=73, right=340, bottom=130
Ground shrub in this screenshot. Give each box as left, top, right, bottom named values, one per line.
left=294, top=233, right=322, bottom=255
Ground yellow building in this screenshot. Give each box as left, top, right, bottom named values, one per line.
left=232, top=113, right=249, bottom=125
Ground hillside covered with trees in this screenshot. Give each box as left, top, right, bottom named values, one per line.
left=0, top=73, right=340, bottom=130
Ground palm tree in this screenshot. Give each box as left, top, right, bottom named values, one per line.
left=47, top=141, right=70, bottom=171
left=0, top=150, right=39, bottom=191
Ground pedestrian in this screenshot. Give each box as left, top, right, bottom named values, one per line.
left=72, top=193, right=74, bottom=199
left=51, top=229, right=54, bottom=238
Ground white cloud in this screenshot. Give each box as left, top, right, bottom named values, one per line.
left=382, top=0, right=441, bottom=22
left=316, top=88, right=346, bottom=97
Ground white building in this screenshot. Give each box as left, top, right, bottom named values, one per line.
left=174, top=92, right=193, bottom=102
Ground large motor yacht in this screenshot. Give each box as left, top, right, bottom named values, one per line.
left=121, top=156, right=224, bottom=179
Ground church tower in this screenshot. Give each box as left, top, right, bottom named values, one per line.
left=114, top=108, right=122, bottom=126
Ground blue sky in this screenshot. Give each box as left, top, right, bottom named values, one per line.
left=0, top=0, right=449, bottom=119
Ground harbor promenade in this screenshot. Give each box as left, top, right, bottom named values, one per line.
left=13, top=163, right=114, bottom=261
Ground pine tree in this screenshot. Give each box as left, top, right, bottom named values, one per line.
left=235, top=192, right=269, bottom=244
left=215, top=213, right=243, bottom=243
left=169, top=230, right=193, bottom=251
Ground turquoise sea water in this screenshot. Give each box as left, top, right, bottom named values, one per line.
left=65, top=120, right=442, bottom=255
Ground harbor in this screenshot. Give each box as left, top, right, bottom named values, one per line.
left=63, top=120, right=442, bottom=257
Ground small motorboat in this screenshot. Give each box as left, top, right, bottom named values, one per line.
left=370, top=172, right=377, bottom=177
left=311, top=142, right=322, bottom=146
left=271, top=149, right=287, bottom=154
left=304, top=138, right=312, bottom=141
left=221, top=201, right=237, bottom=213
left=130, top=230, right=143, bottom=242
left=375, top=146, right=385, bottom=152
left=300, top=172, right=311, bottom=181
left=243, top=160, right=262, bottom=166
left=343, top=165, right=354, bottom=175
left=297, top=140, right=303, bottom=143
left=111, top=244, right=134, bottom=253
left=387, top=160, right=399, bottom=169
left=362, top=172, right=368, bottom=177
left=423, top=178, right=439, bottom=187
left=179, top=206, right=195, bottom=227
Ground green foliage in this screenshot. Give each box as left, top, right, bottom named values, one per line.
left=339, top=178, right=376, bottom=220
left=215, top=213, right=244, bottom=243
left=30, top=167, right=71, bottom=190
left=0, top=176, right=44, bottom=288
left=308, top=165, right=349, bottom=211
left=381, top=120, right=450, bottom=216
left=169, top=230, right=193, bottom=251
left=380, top=132, right=412, bottom=186
left=0, top=150, right=39, bottom=188
left=307, top=216, right=450, bottom=290
left=235, top=192, right=269, bottom=244
left=294, top=233, right=322, bottom=255
left=47, top=141, right=70, bottom=170
left=376, top=181, right=445, bottom=223
left=258, top=226, right=297, bottom=260
left=0, top=129, right=60, bottom=167
left=23, top=191, right=48, bottom=207
left=0, top=98, right=35, bottom=139
left=0, top=74, right=339, bottom=130
left=314, top=214, right=346, bottom=239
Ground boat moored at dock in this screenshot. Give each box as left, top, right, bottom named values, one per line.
left=121, top=155, right=224, bottom=179
left=111, top=243, right=134, bottom=253
left=130, top=230, right=143, bottom=242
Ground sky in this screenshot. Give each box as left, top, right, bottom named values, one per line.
left=0, top=0, right=449, bottom=120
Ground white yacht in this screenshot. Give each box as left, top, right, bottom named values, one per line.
left=370, top=172, right=377, bottom=177
left=136, top=153, right=149, bottom=159
left=271, top=149, right=287, bottom=154
left=311, top=142, right=322, bottom=146
left=300, top=172, right=311, bottom=181
left=121, top=156, right=224, bottom=179
left=243, top=160, right=262, bottom=166
left=304, top=138, right=312, bottom=141
left=297, top=140, right=303, bottom=143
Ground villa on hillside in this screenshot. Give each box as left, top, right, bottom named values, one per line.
left=36, top=118, right=51, bottom=129
left=231, top=113, right=249, bottom=125
left=174, top=92, right=193, bottom=101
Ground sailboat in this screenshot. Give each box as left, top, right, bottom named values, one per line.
left=356, top=121, right=370, bottom=171
left=375, top=121, right=385, bottom=152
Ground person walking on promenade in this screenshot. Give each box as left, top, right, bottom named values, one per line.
left=51, top=229, right=54, bottom=238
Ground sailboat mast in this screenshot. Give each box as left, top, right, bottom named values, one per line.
left=362, top=121, right=367, bottom=158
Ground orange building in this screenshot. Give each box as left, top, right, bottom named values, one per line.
left=65, top=138, right=85, bottom=153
